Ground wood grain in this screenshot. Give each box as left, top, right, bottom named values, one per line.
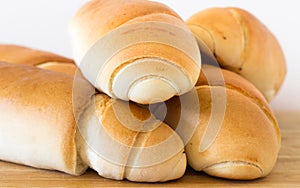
left=0, top=111, right=299, bottom=187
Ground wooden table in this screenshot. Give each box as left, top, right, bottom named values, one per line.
left=1, top=111, right=299, bottom=187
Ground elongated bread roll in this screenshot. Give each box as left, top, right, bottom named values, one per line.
left=69, top=0, right=201, bottom=104
left=162, top=64, right=280, bottom=180
left=0, top=44, right=77, bottom=76
left=0, top=61, right=93, bottom=175
left=76, top=94, right=186, bottom=182
left=187, top=7, right=286, bottom=101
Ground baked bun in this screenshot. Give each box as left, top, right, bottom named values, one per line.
left=0, top=61, right=94, bottom=175
left=69, top=0, right=201, bottom=104
left=76, top=94, right=186, bottom=182
left=0, top=44, right=77, bottom=76
left=187, top=7, right=286, bottom=101
left=163, top=64, right=280, bottom=180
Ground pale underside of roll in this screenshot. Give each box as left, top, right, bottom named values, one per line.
left=69, top=0, right=201, bottom=104
left=0, top=61, right=94, bottom=175
left=186, top=7, right=286, bottom=101
left=162, top=65, right=281, bottom=180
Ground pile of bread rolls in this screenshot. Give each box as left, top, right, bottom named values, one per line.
left=0, top=0, right=286, bottom=182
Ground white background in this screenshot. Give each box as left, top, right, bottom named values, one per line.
left=0, top=0, right=299, bottom=111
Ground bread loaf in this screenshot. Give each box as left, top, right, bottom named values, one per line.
left=187, top=7, right=286, bottom=101
left=0, top=61, right=93, bottom=175
left=0, top=44, right=77, bottom=76
left=69, top=0, right=201, bottom=104
left=162, top=64, right=280, bottom=180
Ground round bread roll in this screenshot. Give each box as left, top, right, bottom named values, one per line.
left=163, top=64, right=281, bottom=180
left=0, top=44, right=77, bottom=76
left=69, top=0, right=201, bottom=104
left=0, top=61, right=94, bottom=175
left=186, top=7, right=286, bottom=101
left=76, top=94, right=186, bottom=182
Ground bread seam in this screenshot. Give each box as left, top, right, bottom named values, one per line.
left=225, top=84, right=281, bottom=146
left=35, top=61, right=74, bottom=66
left=195, top=84, right=281, bottom=146
left=109, top=55, right=192, bottom=97
left=0, top=44, right=74, bottom=65
left=161, top=149, right=185, bottom=181
left=124, top=131, right=150, bottom=179
left=103, top=99, right=140, bottom=180
left=187, top=24, right=217, bottom=59
left=109, top=59, right=136, bottom=96
left=73, top=94, right=96, bottom=175
left=228, top=8, right=248, bottom=71
left=127, top=12, right=184, bottom=24
left=203, top=160, right=264, bottom=175
left=116, top=12, right=182, bottom=33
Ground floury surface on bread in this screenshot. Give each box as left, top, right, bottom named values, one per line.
left=69, top=0, right=201, bottom=104
left=161, top=65, right=280, bottom=180
left=187, top=7, right=286, bottom=101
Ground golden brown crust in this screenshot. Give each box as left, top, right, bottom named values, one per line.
left=70, top=0, right=200, bottom=104
left=187, top=8, right=244, bottom=68
left=37, top=62, right=78, bottom=76
left=197, top=65, right=274, bottom=119
left=0, top=61, right=92, bottom=175
left=199, top=65, right=280, bottom=145
left=189, top=87, right=279, bottom=179
left=99, top=96, right=182, bottom=148
left=76, top=93, right=186, bottom=182
left=164, top=65, right=280, bottom=180
left=69, top=0, right=182, bottom=59
left=101, top=100, right=141, bottom=147
left=0, top=44, right=79, bottom=76
left=187, top=7, right=286, bottom=101
left=230, top=8, right=286, bottom=101
left=71, top=0, right=181, bottom=39
left=0, top=44, right=74, bottom=66
left=126, top=13, right=187, bottom=29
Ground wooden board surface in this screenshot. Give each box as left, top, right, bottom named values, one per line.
left=0, top=111, right=299, bottom=187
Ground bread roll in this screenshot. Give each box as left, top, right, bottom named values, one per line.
left=162, top=64, right=280, bottom=180
left=69, top=0, right=201, bottom=104
left=0, top=44, right=77, bottom=76
left=0, top=61, right=94, bottom=175
left=187, top=7, right=286, bottom=101
left=0, top=60, right=186, bottom=182
left=76, top=94, right=186, bottom=182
